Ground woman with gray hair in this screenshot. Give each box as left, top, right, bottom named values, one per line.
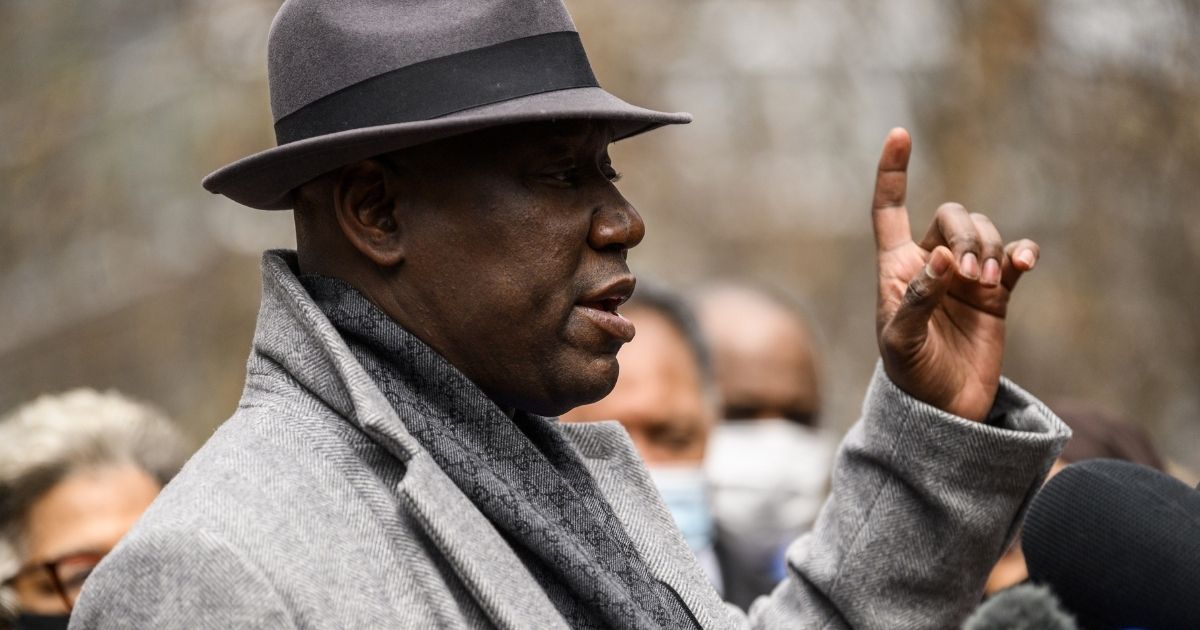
left=0, top=390, right=189, bottom=630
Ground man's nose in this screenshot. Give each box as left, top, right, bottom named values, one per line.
left=588, top=200, right=646, bottom=253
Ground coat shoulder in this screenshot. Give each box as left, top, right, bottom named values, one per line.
left=73, top=399, right=447, bottom=629
left=70, top=522, right=294, bottom=629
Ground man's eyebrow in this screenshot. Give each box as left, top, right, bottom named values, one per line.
left=539, top=123, right=611, bottom=149
left=528, top=141, right=601, bottom=164
left=536, top=142, right=580, bottom=157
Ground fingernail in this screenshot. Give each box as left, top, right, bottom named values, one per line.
left=927, top=250, right=951, bottom=277
left=960, top=252, right=980, bottom=279
left=981, top=258, right=1001, bottom=286
left=1017, top=249, right=1036, bottom=268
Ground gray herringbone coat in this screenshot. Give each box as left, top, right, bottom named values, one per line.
left=70, top=251, right=1069, bottom=629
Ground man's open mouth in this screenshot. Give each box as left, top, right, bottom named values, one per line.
left=578, top=295, right=627, bottom=314
left=576, top=277, right=637, bottom=343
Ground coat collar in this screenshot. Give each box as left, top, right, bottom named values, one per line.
left=562, top=422, right=737, bottom=628
left=246, top=250, right=728, bottom=628
left=250, top=250, right=420, bottom=459
left=249, top=251, right=567, bottom=628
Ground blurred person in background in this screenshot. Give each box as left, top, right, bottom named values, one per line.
left=562, top=284, right=725, bottom=593
left=984, top=401, right=1164, bottom=596
left=0, top=390, right=189, bottom=630
left=694, top=284, right=837, bottom=610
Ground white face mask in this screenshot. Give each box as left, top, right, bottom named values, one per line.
left=703, top=419, right=837, bottom=579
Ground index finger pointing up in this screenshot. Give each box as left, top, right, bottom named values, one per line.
left=872, top=127, right=914, bottom=253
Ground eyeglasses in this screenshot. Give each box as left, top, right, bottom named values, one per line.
left=4, top=550, right=107, bottom=613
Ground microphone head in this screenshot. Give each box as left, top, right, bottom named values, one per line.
left=962, top=584, right=1078, bottom=630
left=1022, top=459, right=1200, bottom=629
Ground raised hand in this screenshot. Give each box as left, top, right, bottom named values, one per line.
left=871, top=128, right=1039, bottom=422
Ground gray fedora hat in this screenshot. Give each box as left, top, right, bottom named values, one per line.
left=202, top=0, right=692, bottom=210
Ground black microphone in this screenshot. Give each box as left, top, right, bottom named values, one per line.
left=962, top=584, right=1078, bottom=630
left=1022, top=459, right=1200, bottom=629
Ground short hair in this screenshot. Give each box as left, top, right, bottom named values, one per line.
left=625, top=281, right=716, bottom=394
left=0, top=390, right=190, bottom=617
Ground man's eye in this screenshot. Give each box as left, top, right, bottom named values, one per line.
left=538, top=164, right=620, bottom=186
left=542, top=167, right=580, bottom=187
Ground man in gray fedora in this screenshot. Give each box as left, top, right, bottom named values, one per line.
left=71, top=1, right=1068, bottom=628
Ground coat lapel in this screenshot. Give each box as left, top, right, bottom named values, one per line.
left=397, top=453, right=568, bottom=630
left=561, top=421, right=742, bottom=629
left=255, top=251, right=567, bottom=629
left=255, top=251, right=725, bottom=628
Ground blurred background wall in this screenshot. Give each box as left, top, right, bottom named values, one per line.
left=2, top=0, right=1198, bottom=470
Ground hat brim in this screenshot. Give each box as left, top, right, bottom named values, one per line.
left=202, top=87, right=691, bottom=210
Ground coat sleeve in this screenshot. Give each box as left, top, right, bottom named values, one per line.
left=741, top=362, right=1070, bottom=630
left=69, top=526, right=295, bottom=630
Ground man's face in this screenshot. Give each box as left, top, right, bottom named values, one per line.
left=562, top=305, right=715, bottom=465
left=697, top=290, right=821, bottom=424
left=385, top=121, right=643, bottom=416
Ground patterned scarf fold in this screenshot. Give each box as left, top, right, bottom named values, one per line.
left=302, top=275, right=697, bottom=630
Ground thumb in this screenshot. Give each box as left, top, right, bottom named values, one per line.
left=884, top=246, right=954, bottom=352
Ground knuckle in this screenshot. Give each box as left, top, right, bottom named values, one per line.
left=971, top=215, right=1003, bottom=246
left=903, top=278, right=932, bottom=305
left=949, top=234, right=980, bottom=251
left=968, top=212, right=997, bottom=232
left=936, top=202, right=965, bottom=218
left=981, top=237, right=1004, bottom=255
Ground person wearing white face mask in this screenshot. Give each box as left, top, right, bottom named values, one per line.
left=696, top=283, right=838, bottom=610
left=561, top=283, right=726, bottom=594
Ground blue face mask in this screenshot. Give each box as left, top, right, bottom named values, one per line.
left=647, top=466, right=714, bottom=554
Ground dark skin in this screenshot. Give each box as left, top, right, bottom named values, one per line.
left=873, top=128, right=1039, bottom=421
left=295, top=123, right=1037, bottom=422
left=562, top=305, right=717, bottom=465
left=295, top=121, right=641, bottom=416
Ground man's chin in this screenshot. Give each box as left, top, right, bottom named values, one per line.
left=528, top=356, right=620, bottom=417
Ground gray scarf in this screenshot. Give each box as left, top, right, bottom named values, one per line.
left=302, top=275, right=697, bottom=630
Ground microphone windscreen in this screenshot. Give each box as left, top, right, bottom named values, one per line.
left=962, top=584, right=1077, bottom=630
left=1022, top=458, right=1200, bottom=629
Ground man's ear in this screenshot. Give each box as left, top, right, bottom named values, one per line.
left=332, top=158, right=406, bottom=267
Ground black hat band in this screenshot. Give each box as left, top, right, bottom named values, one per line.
left=273, top=31, right=599, bottom=145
